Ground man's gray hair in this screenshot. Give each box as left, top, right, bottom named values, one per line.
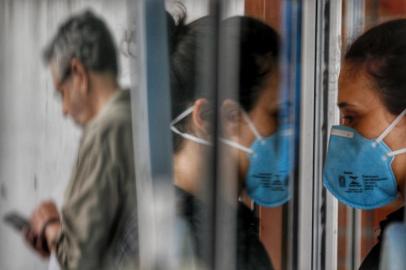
left=43, top=10, right=119, bottom=81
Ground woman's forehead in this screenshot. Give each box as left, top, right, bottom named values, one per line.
left=338, top=64, right=382, bottom=110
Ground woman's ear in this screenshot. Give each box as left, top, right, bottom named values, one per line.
left=70, top=58, right=89, bottom=95
left=191, top=98, right=210, bottom=136
left=221, top=99, right=243, bottom=138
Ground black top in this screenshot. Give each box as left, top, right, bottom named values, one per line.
left=176, top=187, right=274, bottom=270
left=359, top=207, right=404, bottom=270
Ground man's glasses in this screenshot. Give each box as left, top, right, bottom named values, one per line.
left=53, top=66, right=72, bottom=101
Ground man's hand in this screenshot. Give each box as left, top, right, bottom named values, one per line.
left=23, top=226, right=50, bottom=258
left=24, top=201, right=61, bottom=257
left=30, top=201, right=60, bottom=235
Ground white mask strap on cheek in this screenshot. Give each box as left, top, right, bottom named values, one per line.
left=242, top=111, right=262, bottom=140
left=387, top=148, right=406, bottom=158
left=171, top=106, right=255, bottom=153
left=170, top=106, right=211, bottom=146
left=376, top=108, right=406, bottom=143
left=219, top=138, right=254, bottom=154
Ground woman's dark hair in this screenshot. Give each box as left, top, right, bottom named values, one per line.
left=345, top=19, right=406, bottom=115
left=223, top=16, right=280, bottom=112
left=169, top=13, right=280, bottom=152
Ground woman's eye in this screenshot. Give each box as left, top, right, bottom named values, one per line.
left=272, top=111, right=279, bottom=119
left=341, top=115, right=355, bottom=125
left=270, top=111, right=280, bottom=124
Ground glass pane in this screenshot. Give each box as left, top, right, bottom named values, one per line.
left=243, top=1, right=301, bottom=270
left=168, top=0, right=299, bottom=269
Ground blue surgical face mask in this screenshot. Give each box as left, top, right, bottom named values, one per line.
left=171, top=106, right=293, bottom=207
left=323, top=109, right=406, bottom=210
left=243, top=112, right=293, bottom=207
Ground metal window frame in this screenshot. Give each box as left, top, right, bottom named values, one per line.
left=318, top=1, right=342, bottom=270
left=298, top=0, right=342, bottom=269
left=320, top=1, right=342, bottom=269
left=129, top=0, right=177, bottom=269
left=297, top=0, right=317, bottom=269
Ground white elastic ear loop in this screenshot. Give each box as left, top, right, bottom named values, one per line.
left=170, top=106, right=211, bottom=146
left=220, top=111, right=262, bottom=155
left=241, top=111, right=262, bottom=140
left=376, top=108, right=406, bottom=143
left=170, top=106, right=195, bottom=126
left=387, top=148, right=406, bottom=157
left=216, top=110, right=258, bottom=154
left=219, top=138, right=253, bottom=154
left=171, top=126, right=211, bottom=146
left=170, top=106, right=254, bottom=154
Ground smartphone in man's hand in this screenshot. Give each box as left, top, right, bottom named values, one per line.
left=4, top=211, right=51, bottom=257
left=3, top=211, right=30, bottom=232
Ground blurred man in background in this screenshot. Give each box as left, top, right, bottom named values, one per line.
left=24, top=10, right=138, bottom=270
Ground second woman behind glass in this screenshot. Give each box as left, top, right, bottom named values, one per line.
left=168, top=12, right=281, bottom=270
left=323, top=19, right=406, bottom=270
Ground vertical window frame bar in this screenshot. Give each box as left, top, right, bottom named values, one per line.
left=129, top=0, right=177, bottom=269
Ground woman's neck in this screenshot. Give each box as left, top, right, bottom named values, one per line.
left=173, top=141, right=207, bottom=196
left=399, top=179, right=405, bottom=200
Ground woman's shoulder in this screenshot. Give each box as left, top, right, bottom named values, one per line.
left=378, top=206, right=404, bottom=241
left=359, top=206, right=404, bottom=270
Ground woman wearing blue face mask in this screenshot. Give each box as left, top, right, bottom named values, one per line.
left=323, top=19, right=406, bottom=269
left=168, top=11, right=281, bottom=270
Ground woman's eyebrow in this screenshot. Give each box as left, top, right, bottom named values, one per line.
left=272, top=101, right=292, bottom=110
left=337, top=102, right=356, bottom=109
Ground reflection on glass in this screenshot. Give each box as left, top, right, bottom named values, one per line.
left=243, top=2, right=296, bottom=269
left=168, top=7, right=293, bottom=268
